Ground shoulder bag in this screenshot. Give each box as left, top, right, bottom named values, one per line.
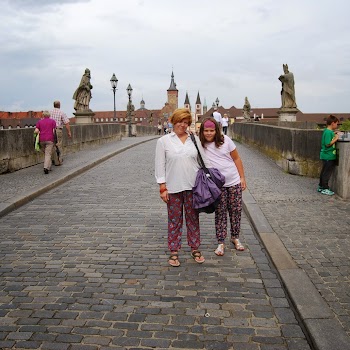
left=190, top=133, right=225, bottom=213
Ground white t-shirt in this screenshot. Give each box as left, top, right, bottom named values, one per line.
left=203, top=135, right=240, bottom=187
left=212, top=111, right=223, bottom=125
left=222, top=117, right=229, bottom=127
left=155, top=132, right=211, bottom=193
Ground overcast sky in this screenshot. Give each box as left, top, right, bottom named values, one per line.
left=1, top=0, right=349, bottom=115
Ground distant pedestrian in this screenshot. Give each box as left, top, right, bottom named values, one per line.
left=50, top=101, right=71, bottom=166
left=157, top=122, right=162, bottom=135
left=155, top=108, right=211, bottom=267
left=318, top=115, right=340, bottom=195
left=34, top=111, right=56, bottom=174
left=163, top=120, right=168, bottom=134
left=212, top=107, right=223, bottom=128
left=222, top=113, right=229, bottom=135
left=167, top=120, right=173, bottom=133
left=199, top=117, right=247, bottom=256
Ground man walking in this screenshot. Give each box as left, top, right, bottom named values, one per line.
left=212, top=107, right=223, bottom=130
left=50, top=100, right=71, bottom=165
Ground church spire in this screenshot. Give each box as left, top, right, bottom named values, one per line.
left=167, top=70, right=177, bottom=91
left=184, top=91, right=190, bottom=105
left=196, top=91, right=201, bottom=104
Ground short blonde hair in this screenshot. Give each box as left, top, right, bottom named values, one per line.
left=170, top=108, right=192, bottom=125
left=42, top=110, right=50, bottom=117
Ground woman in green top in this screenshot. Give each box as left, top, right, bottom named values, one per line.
left=318, top=115, right=340, bottom=195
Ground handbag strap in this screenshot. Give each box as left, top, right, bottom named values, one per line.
left=190, top=133, right=209, bottom=174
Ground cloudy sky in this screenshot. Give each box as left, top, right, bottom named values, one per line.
left=1, top=0, right=349, bottom=115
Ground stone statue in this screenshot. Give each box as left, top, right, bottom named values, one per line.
left=73, top=68, right=93, bottom=111
left=278, top=64, right=297, bottom=109
left=242, top=96, right=251, bottom=121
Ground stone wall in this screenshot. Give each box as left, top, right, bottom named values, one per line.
left=0, top=124, right=156, bottom=174
left=230, top=122, right=322, bottom=177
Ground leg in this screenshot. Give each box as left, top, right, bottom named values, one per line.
left=167, top=192, right=184, bottom=253
left=227, top=184, right=244, bottom=250
left=320, top=160, right=336, bottom=190
left=183, top=190, right=200, bottom=249
left=215, top=188, right=228, bottom=244
left=183, top=190, right=204, bottom=263
left=52, top=128, right=63, bottom=165
left=44, top=142, right=54, bottom=171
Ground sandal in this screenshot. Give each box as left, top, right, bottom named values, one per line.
left=191, top=250, right=205, bottom=264
left=231, top=238, right=245, bottom=251
left=215, top=243, right=224, bottom=256
left=168, top=252, right=180, bottom=267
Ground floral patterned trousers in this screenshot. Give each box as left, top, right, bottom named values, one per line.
left=215, top=184, right=242, bottom=243
left=167, top=190, right=200, bottom=252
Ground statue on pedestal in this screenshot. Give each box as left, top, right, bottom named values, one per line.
left=242, top=97, right=252, bottom=121
left=73, top=68, right=93, bottom=112
left=278, top=64, right=297, bottom=109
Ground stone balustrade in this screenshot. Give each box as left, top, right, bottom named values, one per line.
left=0, top=124, right=156, bottom=174
left=230, top=122, right=350, bottom=199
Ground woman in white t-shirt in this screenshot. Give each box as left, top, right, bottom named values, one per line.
left=222, top=114, right=229, bottom=135
left=199, top=117, right=247, bottom=256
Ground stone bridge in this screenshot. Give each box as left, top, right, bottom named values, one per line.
left=0, top=134, right=349, bottom=350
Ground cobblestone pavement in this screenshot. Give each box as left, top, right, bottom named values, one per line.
left=0, top=139, right=311, bottom=349
left=236, top=142, right=350, bottom=337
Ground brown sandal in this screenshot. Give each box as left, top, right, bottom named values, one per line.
left=168, top=253, right=180, bottom=267
left=191, top=250, right=205, bottom=264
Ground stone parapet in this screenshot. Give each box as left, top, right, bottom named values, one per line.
left=231, top=122, right=322, bottom=177
left=0, top=124, right=156, bottom=174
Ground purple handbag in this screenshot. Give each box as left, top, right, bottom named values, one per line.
left=190, top=134, right=225, bottom=213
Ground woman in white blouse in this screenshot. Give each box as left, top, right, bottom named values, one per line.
left=155, top=108, right=210, bottom=267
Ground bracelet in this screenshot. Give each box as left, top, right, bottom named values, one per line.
left=160, top=187, right=168, bottom=194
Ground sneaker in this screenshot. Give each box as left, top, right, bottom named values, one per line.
left=321, top=189, right=334, bottom=196
left=44, top=168, right=49, bottom=174
left=317, top=186, right=323, bottom=193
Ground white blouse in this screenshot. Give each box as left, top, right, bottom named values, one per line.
left=155, top=132, right=211, bottom=194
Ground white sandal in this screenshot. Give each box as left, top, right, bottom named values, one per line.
left=214, top=243, right=224, bottom=256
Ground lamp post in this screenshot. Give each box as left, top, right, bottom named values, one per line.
left=126, top=83, right=133, bottom=137
left=110, top=73, right=118, bottom=121
left=215, top=97, right=219, bottom=108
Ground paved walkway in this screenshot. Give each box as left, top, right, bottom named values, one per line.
left=0, top=136, right=349, bottom=350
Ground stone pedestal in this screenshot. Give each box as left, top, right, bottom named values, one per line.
left=277, top=108, right=298, bottom=122
left=124, top=123, right=137, bottom=137
left=74, top=110, right=95, bottom=124
left=330, top=140, right=350, bottom=200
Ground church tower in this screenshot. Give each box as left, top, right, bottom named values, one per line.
left=184, top=92, right=191, bottom=111
left=167, top=70, right=178, bottom=111
left=140, top=96, right=145, bottom=110
left=203, top=98, right=208, bottom=115
left=195, top=91, right=202, bottom=122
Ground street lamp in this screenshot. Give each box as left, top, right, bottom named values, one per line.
left=110, top=73, right=118, bottom=121
left=126, top=83, right=133, bottom=137
left=215, top=97, right=219, bottom=108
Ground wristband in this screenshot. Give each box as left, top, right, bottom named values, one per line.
left=160, top=187, right=168, bottom=194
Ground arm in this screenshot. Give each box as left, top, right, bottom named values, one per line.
left=65, top=122, right=72, bottom=138
left=326, top=133, right=339, bottom=147
left=230, top=149, right=246, bottom=190
left=155, top=139, right=169, bottom=202
left=34, top=128, right=39, bottom=134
